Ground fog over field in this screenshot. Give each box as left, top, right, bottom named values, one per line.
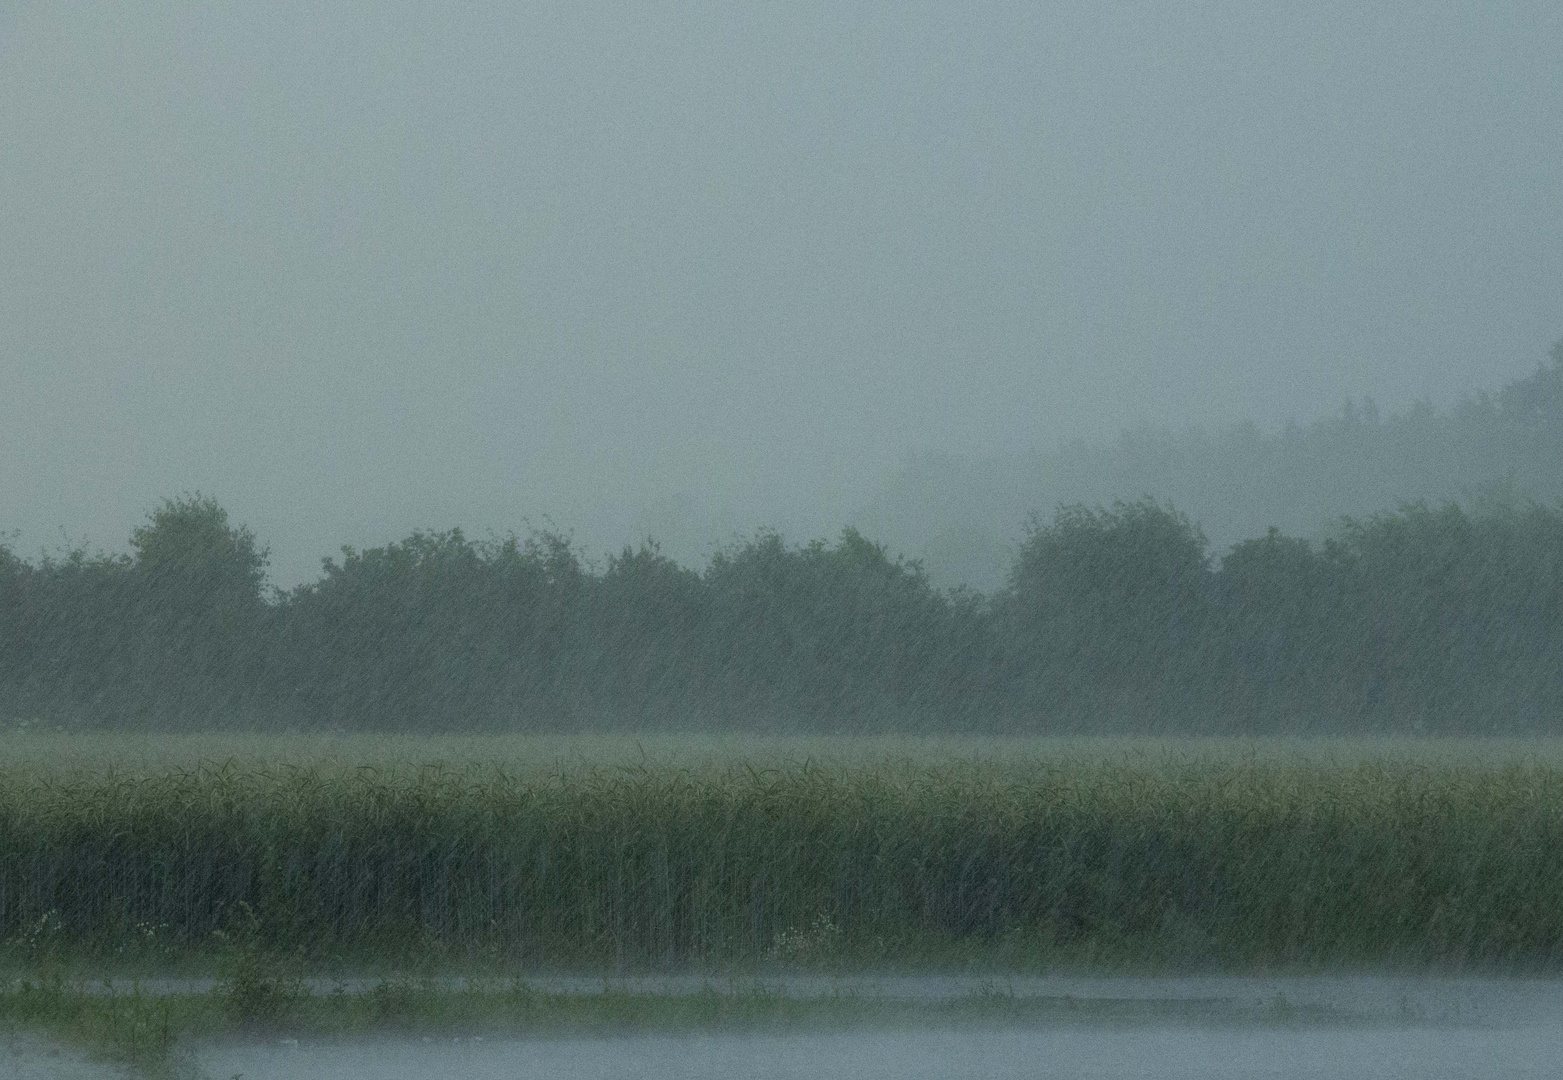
left=3, top=1, right=1560, bottom=588
left=5, top=5, right=1563, bottom=1076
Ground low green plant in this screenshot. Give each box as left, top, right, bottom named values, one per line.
left=0, top=978, right=187, bottom=1077
left=212, top=902, right=303, bottom=1027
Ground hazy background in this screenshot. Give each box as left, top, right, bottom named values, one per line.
left=3, top=0, right=1560, bottom=589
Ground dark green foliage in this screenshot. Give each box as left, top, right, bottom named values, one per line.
left=7, top=494, right=1563, bottom=732
left=279, top=529, right=589, bottom=729
left=262, top=527, right=960, bottom=731
left=1001, top=500, right=1219, bottom=728
left=1211, top=502, right=1563, bottom=732
left=130, top=495, right=272, bottom=722
left=698, top=529, right=959, bottom=728
left=0, top=495, right=273, bottom=728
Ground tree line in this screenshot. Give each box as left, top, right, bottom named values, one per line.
left=4, top=491, right=1562, bottom=733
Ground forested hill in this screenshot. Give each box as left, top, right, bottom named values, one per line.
left=854, top=343, right=1563, bottom=591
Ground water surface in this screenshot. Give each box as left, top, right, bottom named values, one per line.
left=200, top=1024, right=1563, bottom=1080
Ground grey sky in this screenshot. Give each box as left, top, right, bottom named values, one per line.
left=3, top=1, right=1559, bottom=586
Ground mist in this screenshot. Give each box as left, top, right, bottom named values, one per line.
left=8, top=7, right=1563, bottom=1072
left=4, top=1, right=1559, bottom=587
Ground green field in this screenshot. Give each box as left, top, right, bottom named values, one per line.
left=4, top=734, right=1563, bottom=976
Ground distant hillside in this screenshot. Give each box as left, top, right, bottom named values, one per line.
left=853, top=342, right=1563, bottom=591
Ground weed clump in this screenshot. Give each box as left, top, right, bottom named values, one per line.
left=213, top=902, right=304, bottom=1028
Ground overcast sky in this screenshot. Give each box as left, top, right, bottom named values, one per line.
left=3, top=1, right=1560, bottom=585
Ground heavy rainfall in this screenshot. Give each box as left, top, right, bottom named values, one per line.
left=2, top=1, right=1562, bottom=1077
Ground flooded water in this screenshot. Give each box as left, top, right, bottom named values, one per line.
left=192, top=975, right=1563, bottom=1080
left=200, top=1024, right=1563, bottom=1080
left=69, top=973, right=1563, bottom=1026
left=0, top=1033, right=118, bottom=1080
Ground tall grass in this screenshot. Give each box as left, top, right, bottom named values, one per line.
left=3, top=754, right=1562, bottom=971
